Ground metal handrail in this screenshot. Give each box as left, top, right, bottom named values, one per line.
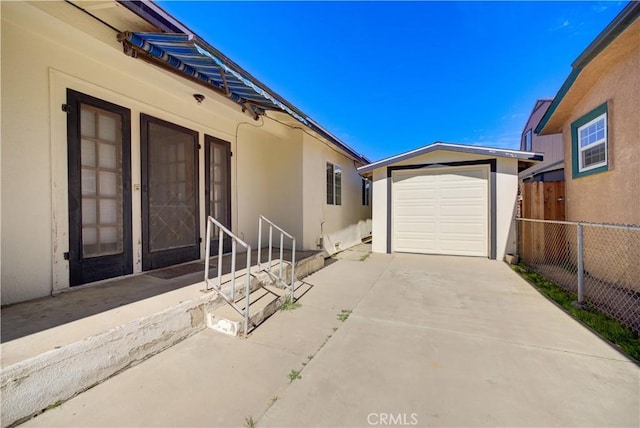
left=257, top=215, right=296, bottom=302
left=204, top=216, right=251, bottom=336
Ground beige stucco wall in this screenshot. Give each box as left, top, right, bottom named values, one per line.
left=0, top=1, right=368, bottom=305
left=234, top=122, right=304, bottom=248
left=301, top=132, right=372, bottom=255
left=561, top=25, right=640, bottom=226
left=370, top=151, right=519, bottom=260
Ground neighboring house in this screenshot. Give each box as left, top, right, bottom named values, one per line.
left=357, top=142, right=541, bottom=260
left=519, top=99, right=564, bottom=182
left=536, top=1, right=640, bottom=226
left=0, top=1, right=371, bottom=305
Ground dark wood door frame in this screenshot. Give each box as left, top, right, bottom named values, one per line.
left=140, top=114, right=200, bottom=271
left=67, top=89, right=133, bottom=285
left=204, top=135, right=232, bottom=252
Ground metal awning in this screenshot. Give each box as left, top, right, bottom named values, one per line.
left=117, top=31, right=369, bottom=164
left=117, top=32, right=307, bottom=123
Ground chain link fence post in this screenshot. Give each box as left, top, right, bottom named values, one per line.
left=573, top=223, right=586, bottom=308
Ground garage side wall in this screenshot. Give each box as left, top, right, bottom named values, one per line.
left=370, top=152, right=518, bottom=260
left=496, top=157, right=519, bottom=259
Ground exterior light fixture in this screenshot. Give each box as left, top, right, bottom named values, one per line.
left=193, top=94, right=205, bottom=103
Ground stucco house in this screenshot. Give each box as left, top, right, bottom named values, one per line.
left=357, top=143, right=541, bottom=260
left=0, top=0, right=372, bottom=306
left=519, top=99, right=564, bottom=182
left=535, top=1, right=640, bottom=226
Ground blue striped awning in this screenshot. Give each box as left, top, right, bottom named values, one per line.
left=118, top=32, right=307, bottom=124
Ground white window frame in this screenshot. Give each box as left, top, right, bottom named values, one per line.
left=577, top=112, right=607, bottom=173
left=326, top=162, right=342, bottom=205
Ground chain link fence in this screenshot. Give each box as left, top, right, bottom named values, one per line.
left=517, top=218, right=640, bottom=334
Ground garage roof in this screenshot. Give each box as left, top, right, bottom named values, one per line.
left=357, top=142, right=543, bottom=174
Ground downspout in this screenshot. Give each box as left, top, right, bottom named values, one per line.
left=318, top=221, right=325, bottom=250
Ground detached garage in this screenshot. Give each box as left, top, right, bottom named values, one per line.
left=358, top=143, right=541, bottom=260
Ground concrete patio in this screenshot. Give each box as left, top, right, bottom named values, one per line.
left=16, top=248, right=640, bottom=427
left=0, top=248, right=322, bottom=427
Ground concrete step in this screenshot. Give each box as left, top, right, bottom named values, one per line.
left=0, top=252, right=325, bottom=428
left=207, top=284, right=288, bottom=336
left=206, top=279, right=314, bottom=337
left=203, top=255, right=320, bottom=337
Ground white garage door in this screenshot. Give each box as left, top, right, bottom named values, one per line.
left=392, top=166, right=488, bottom=256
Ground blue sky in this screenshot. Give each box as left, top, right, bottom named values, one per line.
left=158, top=1, right=626, bottom=161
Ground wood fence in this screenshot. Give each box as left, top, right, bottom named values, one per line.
left=520, top=181, right=565, bottom=221
left=519, top=181, right=566, bottom=263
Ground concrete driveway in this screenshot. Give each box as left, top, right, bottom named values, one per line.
left=23, top=252, right=639, bottom=427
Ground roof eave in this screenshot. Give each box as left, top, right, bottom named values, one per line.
left=572, top=1, right=640, bottom=69
left=519, top=159, right=565, bottom=179
left=117, top=0, right=190, bottom=33
left=535, top=68, right=581, bottom=135
left=536, top=1, right=640, bottom=135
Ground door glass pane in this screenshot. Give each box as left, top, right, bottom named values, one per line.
left=208, top=140, right=229, bottom=235
left=82, top=199, right=97, bottom=225
left=99, top=171, right=117, bottom=196
left=98, top=115, right=117, bottom=142
left=81, top=170, right=96, bottom=195
left=214, top=202, right=223, bottom=218
left=99, top=199, right=118, bottom=224
left=81, top=139, right=96, bottom=166
left=100, top=227, right=118, bottom=244
left=98, top=142, right=117, bottom=169
left=80, top=104, right=123, bottom=257
left=81, top=109, right=96, bottom=138
left=83, top=227, right=97, bottom=245
left=148, top=122, right=196, bottom=252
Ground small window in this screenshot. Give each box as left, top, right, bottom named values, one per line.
left=577, top=114, right=607, bottom=171
left=571, top=103, right=608, bottom=178
left=524, top=129, right=532, bottom=152
left=326, top=163, right=334, bottom=204
left=326, top=162, right=342, bottom=205
left=362, top=178, right=370, bottom=206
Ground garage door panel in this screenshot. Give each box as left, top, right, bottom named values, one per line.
left=395, top=232, right=437, bottom=241
left=440, top=233, right=485, bottom=242
left=395, top=225, right=436, bottom=236
left=439, top=205, right=486, bottom=216
left=439, top=180, right=487, bottom=191
left=396, top=190, right=437, bottom=200
left=450, top=172, right=486, bottom=180
left=395, top=238, right=437, bottom=253
left=440, top=188, right=484, bottom=200
left=392, top=166, right=488, bottom=257
left=439, top=222, right=484, bottom=234
left=394, top=205, right=437, bottom=217
left=440, top=239, right=486, bottom=255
